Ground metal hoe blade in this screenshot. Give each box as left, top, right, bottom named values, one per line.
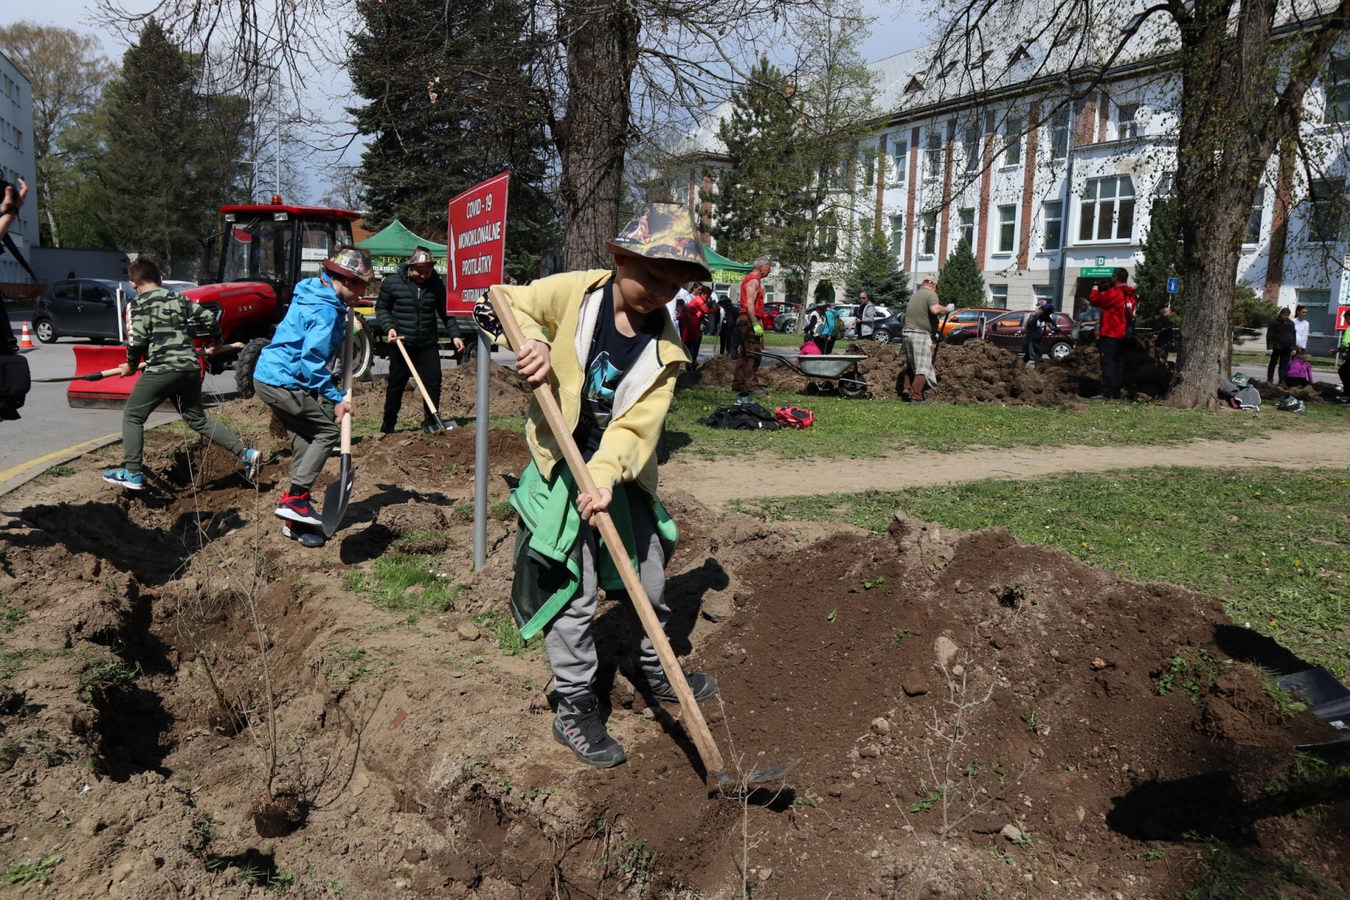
left=710, top=759, right=799, bottom=789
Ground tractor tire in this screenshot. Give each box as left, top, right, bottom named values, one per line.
left=351, top=327, right=373, bottom=381
left=235, top=337, right=270, bottom=399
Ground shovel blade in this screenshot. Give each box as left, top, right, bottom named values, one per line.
left=710, top=759, right=798, bottom=789
left=321, top=454, right=354, bottom=537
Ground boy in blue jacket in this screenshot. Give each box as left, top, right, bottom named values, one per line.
left=252, top=246, right=371, bottom=540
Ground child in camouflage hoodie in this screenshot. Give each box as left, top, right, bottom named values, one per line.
left=103, top=258, right=259, bottom=491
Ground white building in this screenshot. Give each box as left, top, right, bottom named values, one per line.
left=671, top=13, right=1350, bottom=353
left=0, top=51, right=38, bottom=296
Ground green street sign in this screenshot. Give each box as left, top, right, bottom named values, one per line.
left=1081, top=266, right=1114, bottom=278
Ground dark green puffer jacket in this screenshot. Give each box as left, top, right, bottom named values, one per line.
left=374, top=264, right=463, bottom=349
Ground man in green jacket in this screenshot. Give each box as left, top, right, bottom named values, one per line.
left=374, top=246, right=464, bottom=434
left=103, top=258, right=260, bottom=490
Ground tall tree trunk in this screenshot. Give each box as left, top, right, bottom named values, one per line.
left=556, top=0, right=639, bottom=270
left=1172, top=222, right=1242, bottom=407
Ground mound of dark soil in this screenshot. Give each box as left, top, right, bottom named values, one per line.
left=0, top=429, right=1344, bottom=898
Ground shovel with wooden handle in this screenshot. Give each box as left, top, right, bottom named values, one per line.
left=487, top=286, right=795, bottom=790
left=321, top=312, right=356, bottom=538
left=391, top=336, right=452, bottom=433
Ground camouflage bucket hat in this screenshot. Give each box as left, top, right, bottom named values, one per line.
left=324, top=246, right=375, bottom=282
left=408, top=246, right=436, bottom=267
left=606, top=202, right=712, bottom=281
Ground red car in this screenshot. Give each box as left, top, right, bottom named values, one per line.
left=945, top=310, right=1078, bottom=360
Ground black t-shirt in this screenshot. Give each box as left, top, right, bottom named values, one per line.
left=573, top=284, right=660, bottom=460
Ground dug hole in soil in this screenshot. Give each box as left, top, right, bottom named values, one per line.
left=0, top=379, right=1345, bottom=898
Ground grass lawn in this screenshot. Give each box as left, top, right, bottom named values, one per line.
left=666, top=387, right=1350, bottom=458
left=732, top=467, right=1350, bottom=677
left=762, top=331, right=805, bottom=348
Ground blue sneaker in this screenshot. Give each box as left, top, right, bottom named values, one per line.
left=240, top=448, right=262, bottom=480
left=102, top=468, right=145, bottom=491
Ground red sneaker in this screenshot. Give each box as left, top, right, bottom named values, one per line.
left=275, top=491, right=321, bottom=525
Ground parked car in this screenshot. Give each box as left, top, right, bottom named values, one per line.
left=871, top=312, right=907, bottom=343
left=944, top=310, right=1078, bottom=360
left=939, top=307, right=1010, bottom=337
left=32, top=278, right=138, bottom=343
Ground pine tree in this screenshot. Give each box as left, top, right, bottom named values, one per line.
left=844, top=227, right=911, bottom=309
left=95, top=21, right=248, bottom=275
left=705, top=59, right=807, bottom=263
left=349, top=0, right=558, bottom=281
left=1134, top=196, right=1182, bottom=321
left=938, top=238, right=986, bottom=308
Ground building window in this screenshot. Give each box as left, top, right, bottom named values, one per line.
left=1155, top=170, right=1175, bottom=197
left=860, top=147, right=875, bottom=188
left=963, top=124, right=981, bottom=173
left=1043, top=200, right=1063, bottom=250
left=1003, top=115, right=1022, bottom=166
left=1116, top=103, right=1140, bottom=140
left=925, top=131, right=943, bottom=179
left=921, top=211, right=938, bottom=256
left=1296, top=289, right=1333, bottom=334
left=890, top=214, right=905, bottom=258
left=997, top=204, right=1016, bottom=253
left=1307, top=178, right=1344, bottom=243
left=1326, top=57, right=1350, bottom=124
left=817, top=216, right=839, bottom=259
left=1078, top=175, right=1136, bottom=242
left=990, top=284, right=1009, bottom=308
left=1243, top=189, right=1264, bottom=245
left=892, top=139, right=908, bottom=187
left=1033, top=285, right=1053, bottom=306
left=1049, top=107, right=1070, bottom=160
left=959, top=207, right=975, bottom=247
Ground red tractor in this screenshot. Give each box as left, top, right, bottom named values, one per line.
left=190, top=202, right=363, bottom=396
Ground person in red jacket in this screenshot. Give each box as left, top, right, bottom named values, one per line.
left=1089, top=267, right=1135, bottom=399
left=678, top=284, right=711, bottom=370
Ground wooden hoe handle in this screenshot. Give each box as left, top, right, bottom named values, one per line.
left=487, top=287, right=726, bottom=777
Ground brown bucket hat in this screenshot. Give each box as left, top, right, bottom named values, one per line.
left=606, top=202, right=712, bottom=282
left=408, top=246, right=436, bottom=267
left=324, top=246, right=375, bottom=282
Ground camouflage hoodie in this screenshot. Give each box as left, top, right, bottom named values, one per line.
left=126, top=287, right=217, bottom=372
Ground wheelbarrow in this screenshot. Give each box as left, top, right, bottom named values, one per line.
left=759, top=350, right=870, bottom=399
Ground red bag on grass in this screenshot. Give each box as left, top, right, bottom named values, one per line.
left=774, top=406, right=814, bottom=428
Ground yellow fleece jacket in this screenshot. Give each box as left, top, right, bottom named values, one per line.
left=494, top=269, right=690, bottom=495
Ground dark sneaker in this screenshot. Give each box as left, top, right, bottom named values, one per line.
left=641, top=668, right=719, bottom=703
left=241, top=448, right=262, bottom=481
left=102, top=468, right=145, bottom=491
left=552, top=694, right=626, bottom=768
left=281, top=523, right=327, bottom=548
left=275, top=491, right=322, bottom=525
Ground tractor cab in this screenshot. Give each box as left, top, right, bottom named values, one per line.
left=193, top=202, right=362, bottom=344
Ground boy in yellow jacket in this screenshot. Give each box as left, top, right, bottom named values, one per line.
left=485, top=203, right=717, bottom=768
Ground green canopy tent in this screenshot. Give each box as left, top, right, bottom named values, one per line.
left=703, top=246, right=752, bottom=283
left=355, top=220, right=448, bottom=274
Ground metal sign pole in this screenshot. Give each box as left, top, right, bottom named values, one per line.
left=472, top=302, right=490, bottom=571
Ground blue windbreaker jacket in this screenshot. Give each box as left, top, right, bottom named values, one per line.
left=252, top=276, right=348, bottom=405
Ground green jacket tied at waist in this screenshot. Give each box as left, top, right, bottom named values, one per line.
left=509, top=461, right=677, bottom=640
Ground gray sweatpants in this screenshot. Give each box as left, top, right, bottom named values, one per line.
left=254, top=380, right=339, bottom=491
left=545, top=498, right=671, bottom=701
left=123, top=368, right=245, bottom=474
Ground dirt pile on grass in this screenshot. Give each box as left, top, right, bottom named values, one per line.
left=0, top=430, right=1345, bottom=897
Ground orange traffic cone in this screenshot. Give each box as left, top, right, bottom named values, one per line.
left=18, top=322, right=35, bottom=350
